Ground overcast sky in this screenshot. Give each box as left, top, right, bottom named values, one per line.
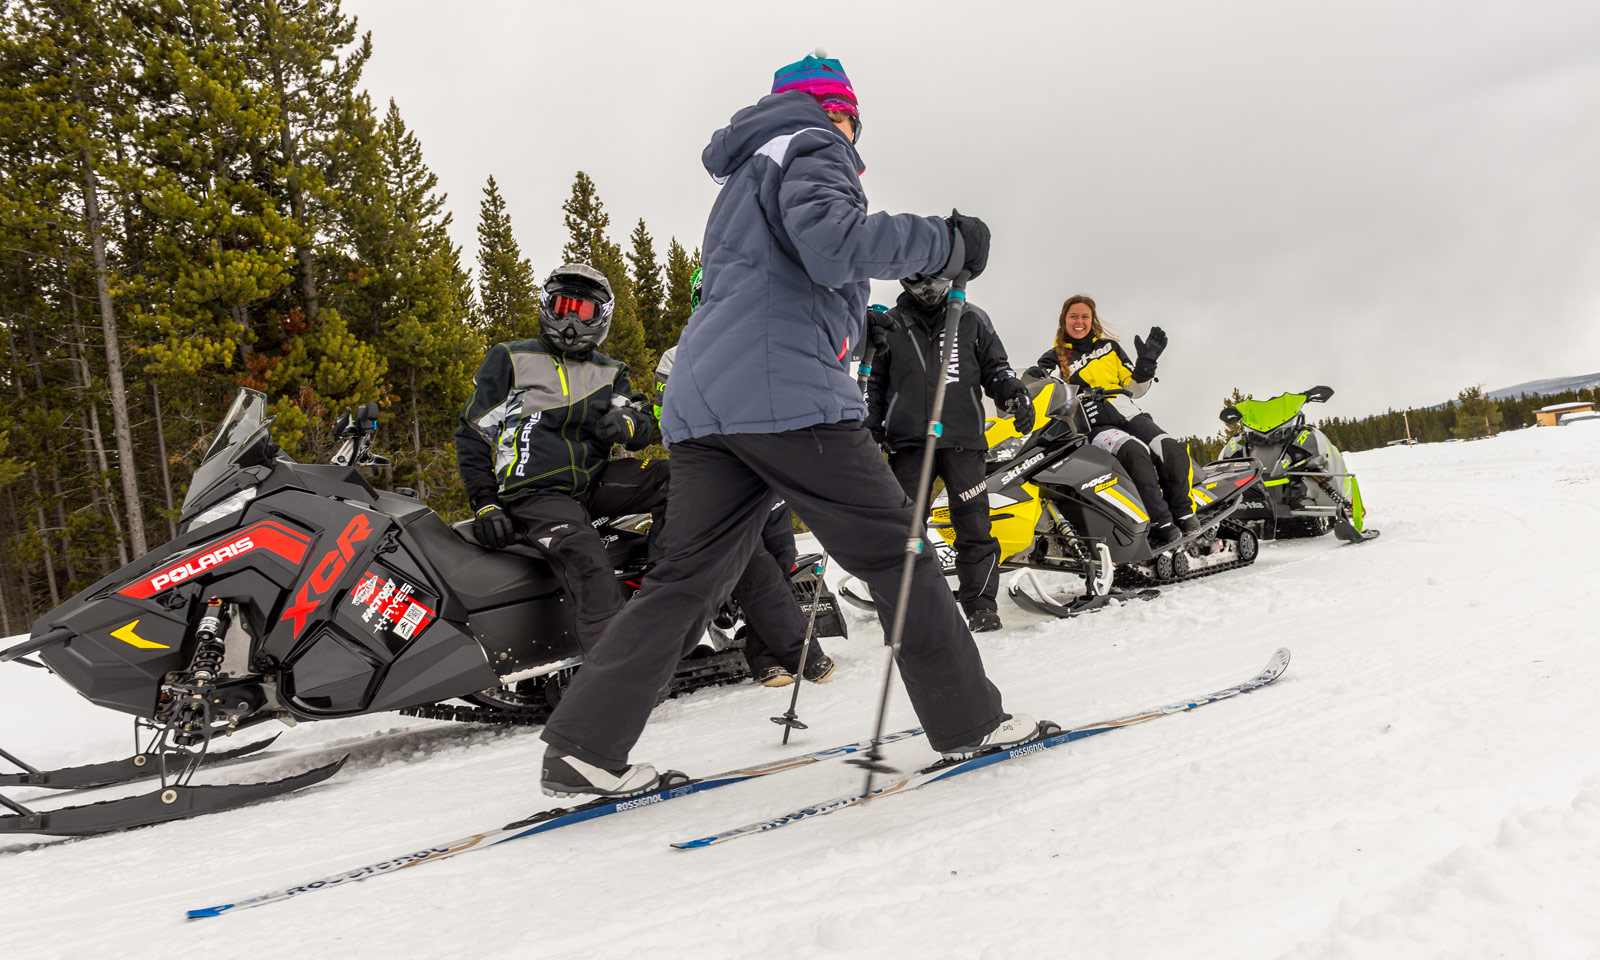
left=348, top=0, right=1600, bottom=437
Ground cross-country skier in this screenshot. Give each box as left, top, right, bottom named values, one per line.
left=1026, top=294, right=1197, bottom=545
left=864, top=282, right=1034, bottom=632
left=539, top=50, right=1037, bottom=798
left=655, top=269, right=837, bottom=687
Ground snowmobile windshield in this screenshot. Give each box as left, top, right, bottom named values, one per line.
left=1236, top=393, right=1308, bottom=433
left=186, top=390, right=272, bottom=512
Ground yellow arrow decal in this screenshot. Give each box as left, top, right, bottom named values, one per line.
left=112, top=619, right=169, bottom=650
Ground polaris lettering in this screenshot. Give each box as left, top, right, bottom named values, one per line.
left=118, top=521, right=312, bottom=600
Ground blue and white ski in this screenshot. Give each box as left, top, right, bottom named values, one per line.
left=187, top=726, right=925, bottom=918
left=672, top=648, right=1289, bottom=849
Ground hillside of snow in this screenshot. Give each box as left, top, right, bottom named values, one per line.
left=3, top=425, right=1599, bottom=959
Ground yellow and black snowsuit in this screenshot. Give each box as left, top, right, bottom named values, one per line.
left=1035, top=336, right=1196, bottom=526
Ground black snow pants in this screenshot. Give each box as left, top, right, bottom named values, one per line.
left=739, top=501, right=826, bottom=675
left=506, top=459, right=669, bottom=652
left=1090, top=413, right=1196, bottom=526
left=887, top=447, right=999, bottom=615
left=542, top=423, right=1007, bottom=768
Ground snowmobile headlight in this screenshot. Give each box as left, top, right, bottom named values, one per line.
left=986, top=436, right=1027, bottom=463
left=187, top=486, right=258, bottom=531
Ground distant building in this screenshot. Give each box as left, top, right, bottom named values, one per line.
left=1535, top=401, right=1594, bottom=426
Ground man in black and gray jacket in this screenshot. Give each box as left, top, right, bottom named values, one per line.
left=865, top=278, right=1035, bottom=632
left=455, top=263, right=660, bottom=652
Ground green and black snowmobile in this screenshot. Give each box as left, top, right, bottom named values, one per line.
left=1216, top=386, right=1379, bottom=544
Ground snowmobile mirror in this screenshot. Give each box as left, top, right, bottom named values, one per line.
left=1219, top=406, right=1243, bottom=425
left=1304, top=386, right=1335, bottom=404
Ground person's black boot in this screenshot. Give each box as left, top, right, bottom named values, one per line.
left=967, top=608, right=1002, bottom=633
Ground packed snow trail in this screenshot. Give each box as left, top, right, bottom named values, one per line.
left=3, top=425, right=1599, bottom=958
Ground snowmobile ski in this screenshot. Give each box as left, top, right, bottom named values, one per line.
left=1007, top=576, right=1160, bottom=619
left=184, top=727, right=925, bottom=919
left=0, top=735, right=279, bottom=791
left=0, top=755, right=346, bottom=837
left=671, top=648, right=1290, bottom=849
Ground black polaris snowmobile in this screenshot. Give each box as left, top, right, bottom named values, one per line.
left=0, top=389, right=842, bottom=836
left=839, top=377, right=1266, bottom=619
left=1216, top=387, right=1379, bottom=543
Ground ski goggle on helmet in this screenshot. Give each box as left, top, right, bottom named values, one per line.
left=900, top=272, right=952, bottom=308
left=538, top=263, right=615, bottom=354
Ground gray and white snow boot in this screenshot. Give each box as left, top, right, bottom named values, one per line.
left=939, top=714, right=1043, bottom=761
left=541, top=749, right=684, bottom=799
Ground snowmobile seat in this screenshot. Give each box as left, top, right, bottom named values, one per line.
left=449, top=519, right=548, bottom=561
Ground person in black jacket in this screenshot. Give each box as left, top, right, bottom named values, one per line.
left=456, top=264, right=660, bottom=652
left=865, top=274, right=1035, bottom=632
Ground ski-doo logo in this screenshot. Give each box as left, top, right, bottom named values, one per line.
left=279, top=515, right=372, bottom=640
left=513, top=412, right=542, bottom=477
left=1000, top=452, right=1045, bottom=486
left=119, top=521, right=311, bottom=600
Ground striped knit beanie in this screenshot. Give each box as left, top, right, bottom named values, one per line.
left=772, top=48, right=858, bottom=118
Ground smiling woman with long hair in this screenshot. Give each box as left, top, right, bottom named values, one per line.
left=1027, top=294, right=1199, bottom=545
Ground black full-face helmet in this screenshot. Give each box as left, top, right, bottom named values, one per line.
left=900, top=272, right=952, bottom=309
left=538, top=263, right=615, bottom=355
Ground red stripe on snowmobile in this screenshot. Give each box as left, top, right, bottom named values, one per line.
left=1234, top=475, right=1256, bottom=487
left=118, top=521, right=312, bottom=600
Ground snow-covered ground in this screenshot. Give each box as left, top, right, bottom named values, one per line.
left=3, top=426, right=1599, bottom=959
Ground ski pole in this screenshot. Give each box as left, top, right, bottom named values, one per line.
left=849, top=226, right=972, bottom=789
left=770, top=552, right=831, bottom=744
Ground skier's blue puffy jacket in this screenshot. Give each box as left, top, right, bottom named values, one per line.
left=660, top=91, right=953, bottom=444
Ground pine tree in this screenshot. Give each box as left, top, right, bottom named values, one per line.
left=560, top=171, right=651, bottom=383
left=475, top=174, right=538, bottom=345
left=628, top=219, right=666, bottom=355
left=1452, top=384, right=1502, bottom=440
left=339, top=99, right=479, bottom=507
left=660, top=238, right=700, bottom=351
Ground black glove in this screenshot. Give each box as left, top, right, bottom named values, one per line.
left=1024, top=365, right=1047, bottom=379
left=1005, top=394, right=1037, bottom=436
left=472, top=502, right=515, bottom=550
left=866, top=308, right=899, bottom=351
left=1132, top=326, right=1166, bottom=382
left=597, top=405, right=653, bottom=449
left=865, top=415, right=887, bottom=445
left=941, top=212, right=990, bottom=281
left=994, top=377, right=1035, bottom=432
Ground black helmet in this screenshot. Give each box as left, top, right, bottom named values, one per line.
left=900, top=273, right=952, bottom=309
left=539, top=263, right=615, bottom=355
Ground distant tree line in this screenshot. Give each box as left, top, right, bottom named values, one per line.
left=0, top=0, right=698, bottom=633
left=1179, top=385, right=1598, bottom=465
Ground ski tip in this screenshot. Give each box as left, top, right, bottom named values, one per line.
left=1264, top=647, right=1291, bottom=678
left=186, top=905, right=231, bottom=919
left=670, top=837, right=714, bottom=850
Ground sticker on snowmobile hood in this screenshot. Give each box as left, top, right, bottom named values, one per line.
left=1001, top=452, right=1045, bottom=486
